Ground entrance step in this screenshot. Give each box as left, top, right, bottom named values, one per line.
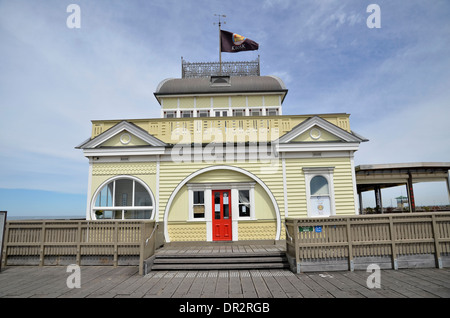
left=149, top=250, right=289, bottom=271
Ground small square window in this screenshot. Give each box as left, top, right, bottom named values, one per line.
left=267, top=109, right=278, bottom=116
left=193, top=191, right=205, bottom=218
left=198, top=110, right=209, bottom=117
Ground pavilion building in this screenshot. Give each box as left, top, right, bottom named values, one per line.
left=77, top=59, right=368, bottom=243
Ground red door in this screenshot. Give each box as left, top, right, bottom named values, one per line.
left=212, top=190, right=232, bottom=241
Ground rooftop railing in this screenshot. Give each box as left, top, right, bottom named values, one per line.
left=181, top=57, right=260, bottom=78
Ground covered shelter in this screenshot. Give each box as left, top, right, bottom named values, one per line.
left=355, top=162, right=450, bottom=213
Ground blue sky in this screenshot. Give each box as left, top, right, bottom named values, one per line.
left=1, top=0, right=449, bottom=217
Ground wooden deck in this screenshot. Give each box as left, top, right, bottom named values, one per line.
left=0, top=265, right=449, bottom=299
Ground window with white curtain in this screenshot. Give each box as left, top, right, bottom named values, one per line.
left=238, top=190, right=250, bottom=217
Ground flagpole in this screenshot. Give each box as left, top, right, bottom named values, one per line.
left=219, top=21, right=222, bottom=75
left=214, top=14, right=226, bottom=75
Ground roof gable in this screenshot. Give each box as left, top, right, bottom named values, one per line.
left=278, top=116, right=368, bottom=144
left=77, top=121, right=167, bottom=149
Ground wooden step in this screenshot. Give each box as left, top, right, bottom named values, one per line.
left=149, top=250, right=289, bottom=271
left=151, top=262, right=289, bottom=270
left=154, top=256, right=287, bottom=264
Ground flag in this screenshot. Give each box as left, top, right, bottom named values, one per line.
left=220, top=30, right=259, bottom=53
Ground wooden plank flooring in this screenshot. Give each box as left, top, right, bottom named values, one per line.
left=0, top=266, right=449, bottom=299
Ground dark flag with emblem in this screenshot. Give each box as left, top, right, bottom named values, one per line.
left=220, top=30, right=259, bottom=53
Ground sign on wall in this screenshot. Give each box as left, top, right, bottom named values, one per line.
left=0, top=211, right=6, bottom=272
left=310, top=196, right=331, bottom=217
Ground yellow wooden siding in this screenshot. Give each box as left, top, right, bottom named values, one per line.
left=238, top=221, right=277, bottom=240
left=213, top=96, right=228, bottom=108
left=264, top=95, right=280, bottom=106
left=168, top=222, right=206, bottom=242
left=178, top=97, right=195, bottom=109
left=285, top=157, right=355, bottom=217
left=195, top=97, right=210, bottom=109
left=247, top=96, right=263, bottom=107
left=162, top=97, right=178, bottom=109
left=230, top=96, right=246, bottom=108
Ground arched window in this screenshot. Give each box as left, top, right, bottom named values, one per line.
left=303, top=167, right=335, bottom=217
left=310, top=176, right=329, bottom=196
left=92, top=176, right=154, bottom=220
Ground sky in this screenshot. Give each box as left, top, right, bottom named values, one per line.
left=0, top=0, right=449, bottom=218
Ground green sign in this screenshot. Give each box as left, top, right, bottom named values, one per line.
left=299, top=226, right=314, bottom=232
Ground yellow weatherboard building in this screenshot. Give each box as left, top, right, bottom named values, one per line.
left=77, top=59, right=367, bottom=243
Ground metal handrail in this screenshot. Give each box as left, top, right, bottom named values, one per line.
left=145, top=223, right=158, bottom=246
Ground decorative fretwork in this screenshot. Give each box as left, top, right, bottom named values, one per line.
left=181, top=57, right=260, bottom=78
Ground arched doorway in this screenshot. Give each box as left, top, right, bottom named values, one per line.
left=163, top=165, right=281, bottom=242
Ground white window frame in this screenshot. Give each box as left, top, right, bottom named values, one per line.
left=90, top=175, right=155, bottom=220
left=187, top=182, right=255, bottom=241
left=164, top=110, right=176, bottom=118
left=214, top=109, right=228, bottom=117
left=266, top=107, right=279, bottom=116
left=303, top=167, right=335, bottom=218
left=232, top=109, right=245, bottom=117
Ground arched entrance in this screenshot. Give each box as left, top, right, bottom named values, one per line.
left=163, top=165, right=281, bottom=242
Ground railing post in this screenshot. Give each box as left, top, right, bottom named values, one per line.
left=431, top=214, right=442, bottom=269
left=389, top=216, right=398, bottom=270
left=346, top=218, right=354, bottom=271
left=113, top=221, right=119, bottom=267
left=39, top=221, right=46, bottom=266
left=76, top=221, right=82, bottom=266
left=294, top=219, right=300, bottom=274
left=139, top=222, right=146, bottom=276
left=1, top=218, right=9, bottom=270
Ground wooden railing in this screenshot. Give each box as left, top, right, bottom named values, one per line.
left=1, top=220, right=157, bottom=275
left=285, top=212, right=450, bottom=273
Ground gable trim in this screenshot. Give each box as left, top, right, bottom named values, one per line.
left=278, top=116, right=367, bottom=144
left=77, top=121, right=167, bottom=149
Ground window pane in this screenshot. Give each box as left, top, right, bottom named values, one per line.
left=114, top=179, right=133, bottom=206
left=124, top=210, right=152, bottom=220
left=310, top=176, right=329, bottom=196
left=238, top=190, right=249, bottom=204
left=239, top=204, right=250, bottom=217
left=135, top=182, right=152, bottom=206
left=193, top=205, right=205, bottom=218
left=223, top=204, right=229, bottom=219
left=193, top=191, right=204, bottom=204
left=94, top=210, right=113, bottom=219
left=95, top=183, right=113, bottom=207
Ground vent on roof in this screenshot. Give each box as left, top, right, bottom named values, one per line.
left=210, top=76, right=230, bottom=86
